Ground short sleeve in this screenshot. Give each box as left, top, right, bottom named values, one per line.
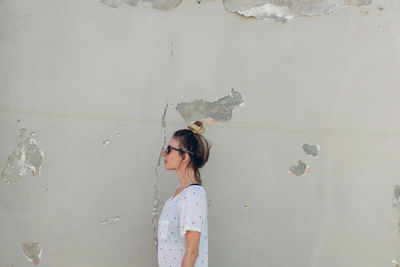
left=179, top=188, right=205, bottom=238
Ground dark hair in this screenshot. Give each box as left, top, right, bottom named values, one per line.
left=172, top=121, right=211, bottom=185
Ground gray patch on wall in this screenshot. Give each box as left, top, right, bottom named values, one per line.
left=153, top=100, right=168, bottom=248
left=176, top=89, right=245, bottom=123
left=393, top=185, right=400, bottom=233
left=101, top=0, right=181, bottom=10
left=101, top=0, right=371, bottom=21
left=303, top=143, right=320, bottom=157
left=288, top=160, right=309, bottom=176
left=1, top=131, right=44, bottom=185
left=22, top=242, right=42, bottom=265
left=223, top=0, right=372, bottom=22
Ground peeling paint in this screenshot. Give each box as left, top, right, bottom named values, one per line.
left=101, top=0, right=180, bottom=9
left=288, top=160, right=309, bottom=176
left=223, top=0, right=371, bottom=22
left=100, top=0, right=371, bottom=20
left=126, top=0, right=140, bottom=6
left=151, top=0, right=183, bottom=10
left=176, top=89, right=244, bottom=123
left=153, top=100, right=168, bottom=248
left=101, top=0, right=124, bottom=8
left=18, top=128, right=27, bottom=138
left=393, top=185, right=400, bottom=233
left=102, top=139, right=111, bottom=147
left=22, top=242, right=42, bottom=265
left=236, top=3, right=293, bottom=22
left=1, top=134, right=44, bottom=185
left=394, top=186, right=400, bottom=202
left=303, top=143, right=320, bottom=157
left=99, top=215, right=121, bottom=225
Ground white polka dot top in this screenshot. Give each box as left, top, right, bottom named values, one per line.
left=158, top=185, right=208, bottom=267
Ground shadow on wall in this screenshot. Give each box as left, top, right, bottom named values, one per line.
left=101, top=0, right=372, bottom=22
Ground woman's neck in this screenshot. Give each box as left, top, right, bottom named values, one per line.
left=176, top=168, right=196, bottom=188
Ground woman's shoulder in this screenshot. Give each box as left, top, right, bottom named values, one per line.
left=184, top=185, right=206, bottom=198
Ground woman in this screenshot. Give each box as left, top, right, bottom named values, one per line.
left=158, top=121, right=211, bottom=267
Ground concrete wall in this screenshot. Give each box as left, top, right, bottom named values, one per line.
left=1, top=0, right=400, bottom=266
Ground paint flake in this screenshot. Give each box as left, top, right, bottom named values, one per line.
left=102, top=139, right=111, bottom=147
left=303, top=143, right=320, bottom=157
left=1, top=135, right=44, bottom=185
left=176, top=89, right=244, bottom=123
left=289, top=160, right=310, bottom=176
left=22, top=242, right=42, bottom=265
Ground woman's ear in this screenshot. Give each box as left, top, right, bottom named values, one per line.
left=183, top=153, right=191, bottom=163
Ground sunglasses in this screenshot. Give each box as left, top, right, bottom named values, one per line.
left=165, top=145, right=187, bottom=155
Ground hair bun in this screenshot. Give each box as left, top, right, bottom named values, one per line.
left=187, top=121, right=205, bottom=135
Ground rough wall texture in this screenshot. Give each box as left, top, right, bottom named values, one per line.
left=0, top=0, right=400, bottom=266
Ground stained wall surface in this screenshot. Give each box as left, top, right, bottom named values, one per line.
left=1, top=0, right=400, bottom=266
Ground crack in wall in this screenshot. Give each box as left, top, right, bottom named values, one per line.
left=176, top=89, right=244, bottom=123
left=1, top=130, right=44, bottom=185
left=100, top=0, right=371, bottom=21
left=22, top=242, right=42, bottom=265
left=288, top=160, right=309, bottom=176
left=152, top=100, right=168, bottom=249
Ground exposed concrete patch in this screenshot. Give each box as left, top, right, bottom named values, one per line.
left=22, top=242, right=42, bottom=265
left=393, top=185, right=400, bottom=233
left=303, top=143, right=320, bottom=157
left=223, top=0, right=372, bottom=22
left=288, top=160, right=309, bottom=176
left=176, top=89, right=244, bottom=123
left=100, top=0, right=371, bottom=20
left=153, top=100, right=169, bottom=248
left=1, top=131, right=44, bottom=185
left=151, top=0, right=183, bottom=10
left=394, top=186, right=400, bottom=202
left=101, top=0, right=125, bottom=8
left=101, top=0, right=180, bottom=9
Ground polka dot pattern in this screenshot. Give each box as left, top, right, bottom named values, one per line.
left=158, top=185, right=208, bottom=267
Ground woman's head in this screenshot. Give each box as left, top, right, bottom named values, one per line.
left=163, top=121, right=211, bottom=185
